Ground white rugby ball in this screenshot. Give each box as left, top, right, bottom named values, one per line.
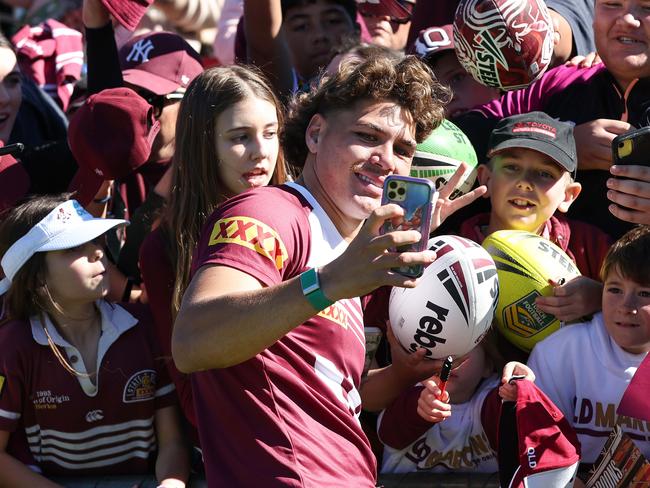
left=389, top=235, right=499, bottom=359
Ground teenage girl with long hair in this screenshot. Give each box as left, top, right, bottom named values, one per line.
left=138, top=64, right=289, bottom=435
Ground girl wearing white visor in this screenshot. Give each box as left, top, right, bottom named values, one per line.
left=0, top=196, right=189, bottom=487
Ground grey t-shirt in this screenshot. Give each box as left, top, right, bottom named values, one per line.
left=546, top=0, right=595, bottom=56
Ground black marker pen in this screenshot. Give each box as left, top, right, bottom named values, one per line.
left=438, top=356, right=453, bottom=399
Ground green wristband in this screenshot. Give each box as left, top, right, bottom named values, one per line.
left=300, top=268, right=334, bottom=311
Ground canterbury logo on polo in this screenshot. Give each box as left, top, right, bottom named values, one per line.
left=85, top=409, right=104, bottom=423
left=126, top=39, right=155, bottom=63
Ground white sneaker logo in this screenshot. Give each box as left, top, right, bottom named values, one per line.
left=126, top=39, right=155, bottom=64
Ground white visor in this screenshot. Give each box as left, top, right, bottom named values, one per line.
left=0, top=200, right=128, bottom=294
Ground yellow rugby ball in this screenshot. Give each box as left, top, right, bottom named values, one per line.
left=482, top=230, right=581, bottom=352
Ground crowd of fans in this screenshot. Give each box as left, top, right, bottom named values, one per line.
left=0, top=0, right=649, bottom=487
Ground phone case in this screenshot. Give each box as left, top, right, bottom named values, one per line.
left=380, top=175, right=436, bottom=278
left=612, top=127, right=650, bottom=169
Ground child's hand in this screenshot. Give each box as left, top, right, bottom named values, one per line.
left=430, top=162, right=488, bottom=232
left=386, top=325, right=447, bottom=385
left=499, top=361, right=535, bottom=402
left=416, top=377, right=452, bottom=423
left=535, top=276, right=603, bottom=321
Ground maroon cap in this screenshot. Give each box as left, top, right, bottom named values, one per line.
left=119, top=31, right=203, bottom=95
left=490, top=380, right=581, bottom=488
left=355, top=0, right=412, bottom=21
left=411, top=24, right=455, bottom=59
left=67, top=167, right=104, bottom=208
left=101, top=0, right=153, bottom=31
left=67, top=87, right=161, bottom=202
left=0, top=150, right=29, bottom=214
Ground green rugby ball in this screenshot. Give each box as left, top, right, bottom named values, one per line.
left=411, top=120, right=478, bottom=200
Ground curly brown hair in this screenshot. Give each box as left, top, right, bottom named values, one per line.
left=282, top=54, right=451, bottom=167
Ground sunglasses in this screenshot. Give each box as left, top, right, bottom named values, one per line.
left=358, top=0, right=414, bottom=25
left=139, top=90, right=185, bottom=118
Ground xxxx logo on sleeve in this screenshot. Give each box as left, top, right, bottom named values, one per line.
left=209, top=216, right=288, bottom=271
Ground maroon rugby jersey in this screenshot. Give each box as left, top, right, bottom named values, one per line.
left=0, top=301, right=176, bottom=476
left=190, top=183, right=376, bottom=487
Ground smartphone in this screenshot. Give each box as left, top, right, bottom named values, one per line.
left=380, top=175, right=436, bottom=278
left=612, top=127, right=650, bottom=173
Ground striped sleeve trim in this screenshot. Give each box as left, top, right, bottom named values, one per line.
left=0, top=408, right=21, bottom=420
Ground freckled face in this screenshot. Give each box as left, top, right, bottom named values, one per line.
left=306, top=99, right=417, bottom=223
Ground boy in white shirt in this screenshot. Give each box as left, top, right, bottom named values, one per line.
left=377, top=338, right=535, bottom=474
left=377, top=344, right=501, bottom=473
left=528, top=225, right=650, bottom=464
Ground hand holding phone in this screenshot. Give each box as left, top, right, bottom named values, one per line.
left=380, top=175, right=436, bottom=278
left=612, top=127, right=650, bottom=175
left=609, top=128, right=650, bottom=217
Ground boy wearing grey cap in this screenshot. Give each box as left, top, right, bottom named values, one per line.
left=460, top=111, right=612, bottom=326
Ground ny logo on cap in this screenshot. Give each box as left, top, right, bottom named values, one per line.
left=126, top=39, right=155, bottom=64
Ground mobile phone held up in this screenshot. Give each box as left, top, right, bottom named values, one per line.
left=380, top=175, right=437, bottom=278
left=612, top=127, right=650, bottom=175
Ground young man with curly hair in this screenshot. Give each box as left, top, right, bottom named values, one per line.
left=171, top=55, right=473, bottom=486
